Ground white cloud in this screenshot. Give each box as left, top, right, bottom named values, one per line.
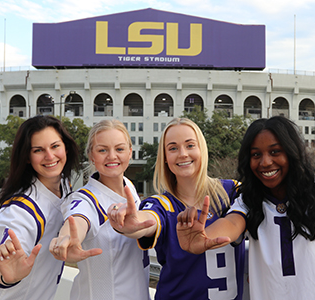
left=0, top=43, right=31, bottom=68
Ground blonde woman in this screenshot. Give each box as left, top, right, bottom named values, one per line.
left=50, top=119, right=150, bottom=300
left=108, top=118, right=245, bottom=300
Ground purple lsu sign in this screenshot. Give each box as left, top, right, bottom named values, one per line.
left=32, top=8, right=265, bottom=70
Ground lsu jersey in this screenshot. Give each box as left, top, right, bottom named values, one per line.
left=0, top=177, right=71, bottom=300
left=61, top=172, right=150, bottom=300
left=138, top=179, right=245, bottom=300
left=228, top=194, right=315, bottom=300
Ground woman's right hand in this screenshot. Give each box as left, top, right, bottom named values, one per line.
left=0, top=229, right=41, bottom=284
left=107, top=186, right=156, bottom=238
left=49, top=216, right=102, bottom=263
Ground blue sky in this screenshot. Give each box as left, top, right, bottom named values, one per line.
left=1, top=0, right=315, bottom=72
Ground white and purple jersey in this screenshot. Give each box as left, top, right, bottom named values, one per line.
left=228, top=194, right=315, bottom=300
left=62, top=173, right=150, bottom=300
left=138, top=179, right=245, bottom=300
left=0, top=177, right=71, bottom=300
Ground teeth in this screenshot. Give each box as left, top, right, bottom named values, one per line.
left=106, top=163, right=119, bottom=167
left=262, top=170, right=277, bottom=177
left=45, top=162, right=58, bottom=167
left=178, top=161, right=192, bottom=166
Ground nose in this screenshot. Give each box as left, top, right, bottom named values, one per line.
left=108, top=148, right=117, bottom=159
left=260, top=153, right=272, bottom=167
left=179, top=146, right=188, bottom=157
left=45, top=149, right=54, bottom=160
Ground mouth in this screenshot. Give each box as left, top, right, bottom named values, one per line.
left=106, top=163, right=120, bottom=167
left=177, top=161, right=193, bottom=166
left=44, top=161, right=58, bottom=168
left=261, top=170, right=278, bottom=177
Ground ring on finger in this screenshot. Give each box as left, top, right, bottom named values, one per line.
left=113, top=205, right=119, bottom=210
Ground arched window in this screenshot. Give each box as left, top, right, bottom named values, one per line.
left=243, top=96, right=262, bottom=119
left=37, top=94, right=54, bottom=116
left=299, top=99, right=314, bottom=120
left=154, top=93, right=173, bottom=117
left=214, top=95, right=233, bottom=117
left=94, top=93, right=113, bottom=116
left=184, top=94, right=204, bottom=112
left=10, top=95, right=26, bottom=117
left=123, top=93, right=143, bottom=116
left=64, top=92, right=83, bottom=117
left=272, top=97, right=289, bottom=118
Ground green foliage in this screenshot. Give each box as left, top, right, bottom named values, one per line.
left=0, top=116, right=25, bottom=183
left=0, top=115, right=25, bottom=146
left=60, top=117, right=91, bottom=168
left=135, top=142, right=159, bottom=181
left=181, top=106, right=249, bottom=160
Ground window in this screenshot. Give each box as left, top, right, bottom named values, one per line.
left=123, top=122, right=128, bottom=130
left=132, top=151, right=135, bottom=160
left=305, top=127, right=309, bottom=134
left=139, top=122, right=143, bottom=131
left=161, top=123, right=166, bottom=131
left=131, top=137, right=136, bottom=145
left=131, top=123, right=136, bottom=131
left=139, top=136, right=143, bottom=145
left=154, top=137, right=159, bottom=144
left=139, top=150, right=143, bottom=159
left=154, top=123, right=159, bottom=131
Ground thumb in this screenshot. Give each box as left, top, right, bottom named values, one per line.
left=27, top=244, right=42, bottom=266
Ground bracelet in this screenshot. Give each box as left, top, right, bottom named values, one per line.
left=113, top=227, right=125, bottom=235
left=1, top=275, right=20, bottom=286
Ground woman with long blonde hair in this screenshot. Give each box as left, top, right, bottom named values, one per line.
left=108, top=117, right=245, bottom=300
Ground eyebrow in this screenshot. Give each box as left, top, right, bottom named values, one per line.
left=166, top=138, right=197, bottom=147
left=94, top=142, right=127, bottom=148
left=31, top=140, right=62, bottom=149
left=251, top=142, right=281, bottom=150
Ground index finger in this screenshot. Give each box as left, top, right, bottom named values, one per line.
left=124, top=185, right=137, bottom=212
left=198, top=196, right=210, bottom=225
left=7, top=229, right=22, bottom=251
left=68, top=216, right=79, bottom=240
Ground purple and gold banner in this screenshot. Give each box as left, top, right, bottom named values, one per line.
left=32, top=8, right=265, bottom=70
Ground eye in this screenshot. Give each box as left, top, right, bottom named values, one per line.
left=187, top=143, right=195, bottom=149
left=33, top=149, right=42, bottom=153
left=168, top=146, right=177, bottom=151
left=251, top=152, right=260, bottom=158
left=98, top=148, right=106, bottom=153
left=117, top=148, right=125, bottom=152
left=52, top=144, right=60, bottom=149
left=271, top=149, right=280, bottom=155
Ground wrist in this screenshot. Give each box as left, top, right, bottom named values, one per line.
left=1, top=275, right=21, bottom=286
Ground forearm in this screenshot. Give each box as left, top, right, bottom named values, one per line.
left=205, top=214, right=246, bottom=242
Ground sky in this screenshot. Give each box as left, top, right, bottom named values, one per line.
left=1, top=0, right=315, bottom=73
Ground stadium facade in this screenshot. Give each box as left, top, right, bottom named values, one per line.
left=1, top=9, right=315, bottom=195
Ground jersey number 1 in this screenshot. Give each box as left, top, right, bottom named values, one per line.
left=274, top=216, right=296, bottom=276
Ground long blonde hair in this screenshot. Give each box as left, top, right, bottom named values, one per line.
left=153, top=118, right=230, bottom=214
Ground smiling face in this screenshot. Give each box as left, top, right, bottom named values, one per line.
left=164, top=124, right=201, bottom=181
left=29, top=126, right=67, bottom=186
left=250, top=129, right=289, bottom=200
left=90, top=128, right=132, bottom=185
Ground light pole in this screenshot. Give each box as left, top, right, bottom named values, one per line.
left=51, top=91, right=78, bottom=121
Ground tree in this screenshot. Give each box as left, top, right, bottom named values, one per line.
left=135, top=142, right=159, bottom=181
left=0, top=116, right=25, bottom=184
left=62, top=117, right=91, bottom=168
